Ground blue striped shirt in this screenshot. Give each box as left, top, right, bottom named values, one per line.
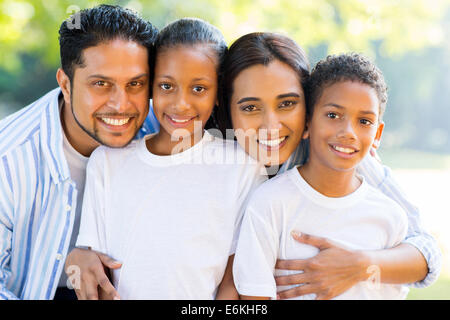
left=0, top=88, right=159, bottom=299
left=279, top=139, right=442, bottom=288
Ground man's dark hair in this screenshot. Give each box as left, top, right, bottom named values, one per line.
left=216, top=32, right=310, bottom=134
left=306, top=53, right=388, bottom=120
left=59, top=4, right=158, bottom=81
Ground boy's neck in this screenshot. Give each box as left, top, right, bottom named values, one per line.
left=146, top=128, right=204, bottom=156
left=298, top=159, right=361, bottom=198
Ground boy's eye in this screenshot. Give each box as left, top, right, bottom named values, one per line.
left=360, top=118, right=373, bottom=126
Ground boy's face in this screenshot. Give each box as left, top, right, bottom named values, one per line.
left=304, top=81, right=384, bottom=172
left=152, top=45, right=218, bottom=143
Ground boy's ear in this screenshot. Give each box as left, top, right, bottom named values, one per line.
left=372, top=121, right=385, bottom=149
left=56, top=68, right=71, bottom=106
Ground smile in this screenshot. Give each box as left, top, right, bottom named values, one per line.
left=258, top=136, right=287, bottom=147
left=100, top=117, right=131, bottom=126
left=329, top=144, right=359, bottom=157
left=165, top=114, right=197, bottom=127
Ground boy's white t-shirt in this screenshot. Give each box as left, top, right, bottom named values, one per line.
left=76, top=131, right=266, bottom=299
left=233, top=166, right=409, bottom=300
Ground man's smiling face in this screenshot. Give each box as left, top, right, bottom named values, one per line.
left=68, top=39, right=150, bottom=148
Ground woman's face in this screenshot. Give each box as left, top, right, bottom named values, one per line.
left=230, top=59, right=306, bottom=166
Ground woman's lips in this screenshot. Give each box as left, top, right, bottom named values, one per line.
left=257, top=136, right=288, bottom=151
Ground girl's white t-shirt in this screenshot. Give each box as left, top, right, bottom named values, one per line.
left=76, top=131, right=266, bottom=299
left=233, top=166, right=409, bottom=300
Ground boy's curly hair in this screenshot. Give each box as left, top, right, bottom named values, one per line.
left=306, top=53, right=387, bottom=120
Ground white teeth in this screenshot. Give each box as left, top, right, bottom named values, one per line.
left=170, top=117, right=191, bottom=123
left=333, top=145, right=356, bottom=154
left=258, top=137, right=286, bottom=147
left=101, top=117, right=130, bottom=126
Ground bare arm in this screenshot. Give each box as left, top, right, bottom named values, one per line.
left=275, top=233, right=427, bottom=300
left=216, top=255, right=239, bottom=300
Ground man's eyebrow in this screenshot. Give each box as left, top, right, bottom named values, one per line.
left=237, top=97, right=261, bottom=104
left=87, top=73, right=149, bottom=80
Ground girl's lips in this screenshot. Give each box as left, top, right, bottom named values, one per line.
left=165, top=114, right=197, bottom=128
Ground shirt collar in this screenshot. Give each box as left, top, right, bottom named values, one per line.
left=39, top=87, right=71, bottom=184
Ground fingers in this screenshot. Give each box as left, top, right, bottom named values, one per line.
left=97, top=252, right=122, bottom=270
left=275, top=272, right=308, bottom=286
left=95, top=268, right=120, bottom=300
left=277, top=284, right=317, bottom=300
left=275, top=259, right=307, bottom=271
left=290, top=231, right=333, bottom=250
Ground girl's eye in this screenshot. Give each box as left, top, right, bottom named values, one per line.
left=327, top=112, right=339, bottom=119
left=241, top=105, right=258, bottom=112
left=193, top=86, right=206, bottom=93
left=160, top=83, right=172, bottom=91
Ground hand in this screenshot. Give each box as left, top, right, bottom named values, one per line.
left=65, top=248, right=122, bottom=300
left=275, top=232, right=370, bottom=300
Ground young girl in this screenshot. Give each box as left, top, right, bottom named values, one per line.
left=75, top=18, right=266, bottom=299
left=216, top=33, right=438, bottom=299
left=233, top=53, right=409, bottom=300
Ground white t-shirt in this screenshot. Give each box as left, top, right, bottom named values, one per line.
left=58, top=118, right=89, bottom=288
left=233, top=166, right=409, bottom=300
left=76, top=131, right=266, bottom=299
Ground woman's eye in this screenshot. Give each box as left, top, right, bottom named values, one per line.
left=241, top=105, right=257, bottom=112
left=327, top=112, right=339, bottom=119
left=279, top=101, right=296, bottom=108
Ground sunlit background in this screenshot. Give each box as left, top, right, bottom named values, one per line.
left=1, top=0, right=449, bottom=299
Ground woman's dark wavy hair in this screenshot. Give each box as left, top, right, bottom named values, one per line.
left=216, top=32, right=310, bottom=134
left=59, top=4, right=158, bottom=81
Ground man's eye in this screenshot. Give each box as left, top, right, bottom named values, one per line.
left=94, top=80, right=108, bottom=87
left=129, top=81, right=142, bottom=87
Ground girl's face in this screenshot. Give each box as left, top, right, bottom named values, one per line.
left=152, top=45, right=218, bottom=144
left=230, top=60, right=306, bottom=166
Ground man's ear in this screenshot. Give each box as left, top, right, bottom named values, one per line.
left=372, top=121, right=385, bottom=149
left=56, top=68, right=71, bottom=106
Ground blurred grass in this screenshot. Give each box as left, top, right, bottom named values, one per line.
left=407, top=274, right=450, bottom=300
left=379, top=148, right=450, bottom=170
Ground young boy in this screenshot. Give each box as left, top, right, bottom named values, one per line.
left=233, top=53, right=409, bottom=300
